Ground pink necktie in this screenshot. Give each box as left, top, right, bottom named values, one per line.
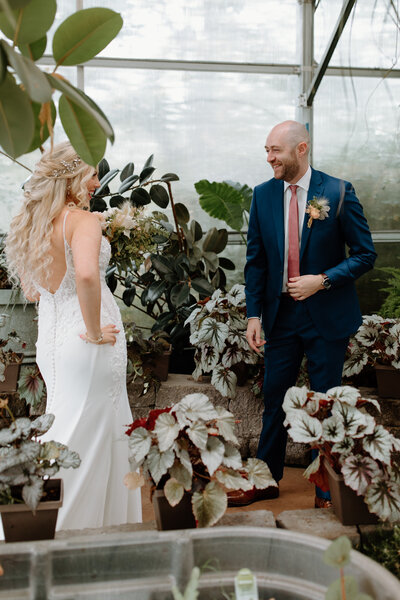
left=288, top=184, right=300, bottom=280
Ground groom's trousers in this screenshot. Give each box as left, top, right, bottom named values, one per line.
left=256, top=294, right=348, bottom=483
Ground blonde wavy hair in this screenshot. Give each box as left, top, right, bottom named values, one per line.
left=5, top=142, right=94, bottom=297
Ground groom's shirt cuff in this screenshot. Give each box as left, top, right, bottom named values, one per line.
left=248, top=316, right=261, bottom=320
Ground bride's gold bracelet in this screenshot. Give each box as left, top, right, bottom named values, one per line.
left=85, top=333, right=104, bottom=344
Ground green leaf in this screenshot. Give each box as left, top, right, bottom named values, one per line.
left=195, top=179, right=245, bottom=231
left=0, top=0, right=56, bottom=45
left=30, top=413, right=54, bottom=435
left=118, top=173, right=139, bottom=193
left=192, top=481, right=227, bottom=527
left=244, top=458, right=277, bottom=489
left=128, top=427, right=152, bottom=464
left=1, top=40, right=51, bottom=103
left=130, top=187, right=151, bottom=206
left=170, top=283, right=190, bottom=308
left=0, top=43, right=6, bottom=84
left=200, top=436, right=225, bottom=476
left=323, top=536, right=352, bottom=568
left=0, top=73, right=34, bottom=156
left=27, top=99, right=56, bottom=152
left=190, top=220, right=202, bottom=242
left=143, top=153, right=154, bottom=169
left=161, top=172, right=179, bottom=182
left=325, top=576, right=358, bottom=600
left=48, top=73, right=114, bottom=142
left=17, top=366, right=45, bottom=408
left=225, top=180, right=253, bottom=212
left=211, top=364, right=237, bottom=398
left=53, top=8, right=123, bottom=67
left=120, top=161, right=134, bottom=181
left=151, top=254, right=175, bottom=275
left=169, top=461, right=192, bottom=491
left=98, top=157, right=110, bottom=179
left=190, top=277, right=214, bottom=296
left=175, top=202, right=190, bottom=225
left=164, top=477, right=184, bottom=507
left=215, top=469, right=253, bottom=491
left=154, top=412, right=180, bottom=452
left=202, top=227, right=228, bottom=254
left=95, top=168, right=119, bottom=195
left=139, top=165, right=155, bottom=183
left=122, top=286, right=136, bottom=307
left=219, top=257, right=235, bottom=270
left=147, top=445, right=175, bottom=485
left=1, top=1, right=32, bottom=9
left=146, top=280, right=168, bottom=303
left=109, top=195, right=125, bottom=208
left=150, top=184, right=169, bottom=209
left=58, top=93, right=106, bottom=166
left=18, top=35, right=46, bottom=61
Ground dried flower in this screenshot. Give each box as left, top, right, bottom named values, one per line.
left=305, top=196, right=330, bottom=228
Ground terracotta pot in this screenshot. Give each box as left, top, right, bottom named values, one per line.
left=152, top=489, right=196, bottom=530
left=374, top=364, right=400, bottom=398
left=0, top=479, right=63, bottom=542
left=0, top=360, right=22, bottom=393
left=325, top=460, right=378, bottom=526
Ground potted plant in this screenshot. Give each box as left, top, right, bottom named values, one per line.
left=185, top=284, right=262, bottom=398
left=0, top=401, right=81, bottom=542
left=0, top=331, right=24, bottom=393
left=283, top=385, right=400, bottom=525
left=343, top=315, right=400, bottom=397
left=125, top=324, right=172, bottom=393
left=124, top=393, right=276, bottom=529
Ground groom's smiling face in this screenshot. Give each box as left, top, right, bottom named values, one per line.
left=265, top=129, right=301, bottom=183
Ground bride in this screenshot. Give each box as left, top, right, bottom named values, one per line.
left=5, top=142, right=142, bottom=530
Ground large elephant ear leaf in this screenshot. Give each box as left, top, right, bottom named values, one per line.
left=194, top=180, right=244, bottom=231
left=53, top=8, right=123, bottom=67
left=192, top=481, right=227, bottom=527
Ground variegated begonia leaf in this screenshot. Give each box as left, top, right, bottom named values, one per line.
left=302, top=393, right=326, bottom=416
left=22, top=477, right=44, bottom=511
left=332, top=436, right=355, bottom=457
left=244, top=458, right=277, bottom=489
left=191, top=356, right=203, bottom=381
left=192, top=480, right=227, bottom=527
left=342, top=347, right=368, bottom=377
left=322, top=415, right=345, bottom=443
left=211, top=365, right=237, bottom=398
left=282, top=386, right=309, bottom=416
left=287, top=410, right=322, bottom=444
left=195, top=317, right=229, bottom=353
left=30, top=413, right=55, bottom=435
left=229, top=312, right=247, bottom=331
left=391, top=435, right=400, bottom=453
left=341, top=454, right=381, bottom=495
left=36, top=465, right=58, bottom=478
left=123, top=471, right=145, bottom=490
left=221, top=345, right=243, bottom=368
left=199, top=344, right=220, bottom=372
left=0, top=418, right=33, bottom=445
left=0, top=470, right=30, bottom=486
left=384, top=333, right=398, bottom=357
left=184, top=306, right=202, bottom=326
left=189, top=329, right=201, bottom=346
left=239, top=345, right=260, bottom=365
left=332, top=402, right=368, bottom=437
left=362, top=425, right=394, bottom=465
left=187, top=421, right=208, bottom=450
left=355, top=322, right=380, bottom=347
left=388, top=462, right=400, bottom=483
left=227, top=329, right=249, bottom=350
left=173, top=393, right=218, bottom=427
left=303, top=454, right=321, bottom=480
left=128, top=427, right=152, bottom=464
left=362, top=396, right=381, bottom=413
left=57, top=446, right=81, bottom=469
left=215, top=468, right=253, bottom=491
left=154, top=412, right=180, bottom=452
left=15, top=440, right=41, bottom=467
left=355, top=412, right=376, bottom=437
left=39, top=441, right=61, bottom=461
left=173, top=443, right=193, bottom=477
left=169, top=461, right=192, bottom=491
left=200, top=436, right=225, bottom=476
left=215, top=406, right=238, bottom=444
left=364, top=478, right=400, bottom=522
left=226, top=283, right=246, bottom=306
left=146, top=444, right=175, bottom=485
left=164, top=477, right=185, bottom=507
left=327, top=386, right=360, bottom=407
left=222, top=443, right=242, bottom=469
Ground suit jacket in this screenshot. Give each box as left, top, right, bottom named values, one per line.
left=244, top=167, right=377, bottom=341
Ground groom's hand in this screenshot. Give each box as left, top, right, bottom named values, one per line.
left=287, top=275, right=324, bottom=300
left=246, top=318, right=266, bottom=353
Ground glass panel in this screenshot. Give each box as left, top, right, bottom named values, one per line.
left=83, top=68, right=297, bottom=228
left=83, top=0, right=298, bottom=63
left=314, top=76, right=400, bottom=231
left=315, top=0, right=400, bottom=69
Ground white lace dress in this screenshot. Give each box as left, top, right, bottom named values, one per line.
left=36, top=212, right=142, bottom=530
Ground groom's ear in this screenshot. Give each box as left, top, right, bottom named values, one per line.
left=297, top=141, right=308, bottom=158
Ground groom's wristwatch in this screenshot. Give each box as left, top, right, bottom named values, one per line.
left=321, top=274, right=332, bottom=290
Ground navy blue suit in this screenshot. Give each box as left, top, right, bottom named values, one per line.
left=245, top=167, right=376, bottom=482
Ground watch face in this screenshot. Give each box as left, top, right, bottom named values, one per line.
left=323, top=278, right=331, bottom=289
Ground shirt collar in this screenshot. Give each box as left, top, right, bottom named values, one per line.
left=284, top=165, right=312, bottom=193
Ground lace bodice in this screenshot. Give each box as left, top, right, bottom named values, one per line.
left=36, top=211, right=126, bottom=410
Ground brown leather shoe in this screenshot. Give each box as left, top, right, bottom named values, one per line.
left=314, top=496, right=333, bottom=509
left=227, top=486, right=279, bottom=507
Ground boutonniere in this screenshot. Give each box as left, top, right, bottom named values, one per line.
left=305, top=196, right=330, bottom=228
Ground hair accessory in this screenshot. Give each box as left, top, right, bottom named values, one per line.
left=51, top=157, right=81, bottom=178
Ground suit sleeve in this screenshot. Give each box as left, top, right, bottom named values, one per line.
left=244, top=187, right=268, bottom=318
left=324, top=181, right=377, bottom=287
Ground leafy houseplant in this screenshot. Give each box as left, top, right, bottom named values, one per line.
left=125, top=393, right=276, bottom=528
left=92, top=157, right=235, bottom=352
left=185, top=284, right=261, bottom=398
left=378, top=267, right=400, bottom=319
left=125, top=324, right=171, bottom=394
left=283, top=385, right=400, bottom=524
left=0, top=331, right=23, bottom=391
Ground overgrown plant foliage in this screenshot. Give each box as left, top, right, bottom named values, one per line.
left=92, top=156, right=235, bottom=350
left=284, top=385, right=400, bottom=523
left=125, top=393, right=276, bottom=528
left=0, top=0, right=123, bottom=164
left=377, top=267, right=400, bottom=319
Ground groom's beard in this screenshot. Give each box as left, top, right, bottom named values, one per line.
left=272, top=153, right=300, bottom=182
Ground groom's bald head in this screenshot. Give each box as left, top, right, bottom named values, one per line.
left=270, top=120, right=310, bottom=152
left=265, top=120, right=310, bottom=183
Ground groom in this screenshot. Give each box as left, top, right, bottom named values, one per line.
left=228, top=120, right=376, bottom=507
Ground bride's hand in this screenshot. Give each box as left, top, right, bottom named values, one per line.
left=80, top=324, right=120, bottom=346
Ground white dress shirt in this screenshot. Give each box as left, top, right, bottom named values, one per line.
left=281, top=165, right=311, bottom=291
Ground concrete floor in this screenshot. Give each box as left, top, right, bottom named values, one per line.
left=141, top=466, right=315, bottom=522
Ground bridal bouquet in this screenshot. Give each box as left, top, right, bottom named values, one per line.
left=101, top=201, right=168, bottom=272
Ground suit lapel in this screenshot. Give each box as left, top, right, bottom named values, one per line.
left=300, top=168, right=323, bottom=263
left=270, top=179, right=285, bottom=264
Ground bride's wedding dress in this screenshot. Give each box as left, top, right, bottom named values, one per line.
left=36, top=211, right=142, bottom=530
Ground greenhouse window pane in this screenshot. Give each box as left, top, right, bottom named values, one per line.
left=83, top=0, right=298, bottom=64
left=83, top=68, right=297, bottom=228
left=315, top=0, right=400, bottom=70
left=314, top=75, right=400, bottom=231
